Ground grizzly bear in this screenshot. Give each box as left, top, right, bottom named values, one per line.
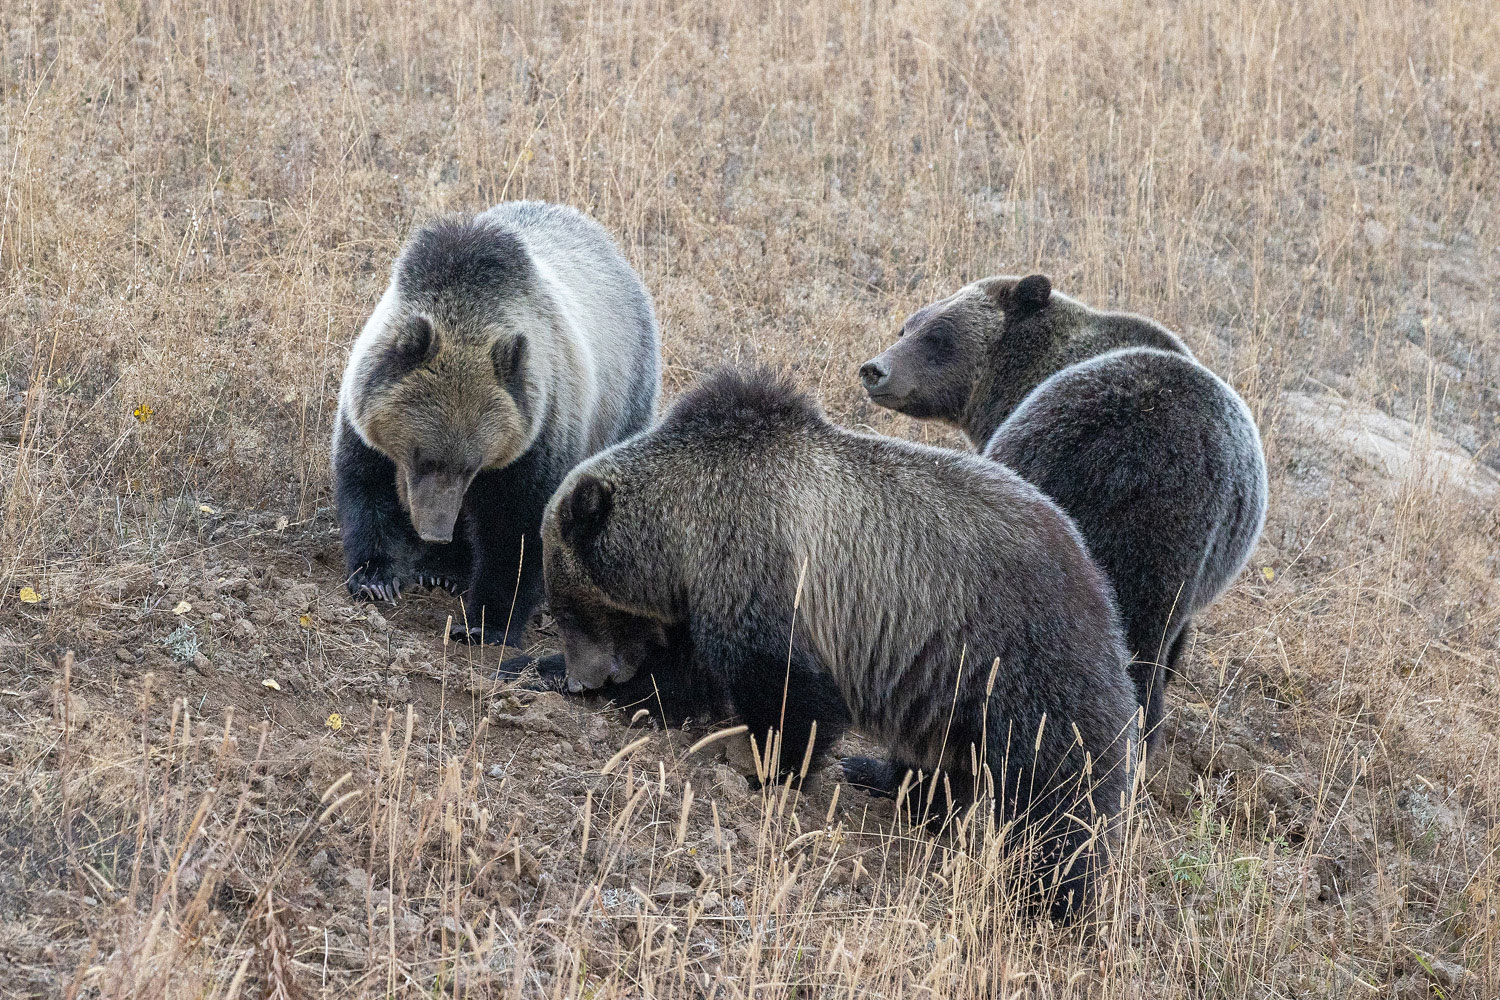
left=860, top=274, right=1268, bottom=745
left=541, top=367, right=1138, bottom=920
left=333, top=202, right=660, bottom=644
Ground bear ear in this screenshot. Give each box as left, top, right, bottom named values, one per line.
left=397, top=315, right=439, bottom=363
left=1012, top=274, right=1052, bottom=313
left=559, top=474, right=613, bottom=546
left=492, top=335, right=526, bottom=387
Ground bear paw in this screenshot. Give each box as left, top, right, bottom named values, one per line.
left=491, top=652, right=568, bottom=690
left=346, top=564, right=409, bottom=604
left=414, top=574, right=463, bottom=594
left=448, top=623, right=524, bottom=647
left=839, top=756, right=903, bottom=798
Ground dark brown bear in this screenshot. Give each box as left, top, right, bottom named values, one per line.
left=860, top=274, right=1268, bottom=747
left=540, top=367, right=1138, bottom=921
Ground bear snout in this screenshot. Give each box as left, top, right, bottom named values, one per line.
left=406, top=472, right=468, bottom=543
left=859, top=359, right=890, bottom=391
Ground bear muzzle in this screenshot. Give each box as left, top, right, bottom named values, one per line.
left=406, top=472, right=469, bottom=543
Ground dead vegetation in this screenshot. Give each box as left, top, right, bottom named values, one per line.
left=1, top=0, right=1497, bottom=996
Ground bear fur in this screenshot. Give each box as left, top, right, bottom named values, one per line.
left=333, top=201, right=660, bottom=644
left=860, top=274, right=1268, bottom=745
left=541, top=367, right=1138, bottom=920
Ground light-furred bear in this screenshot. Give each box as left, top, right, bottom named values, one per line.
left=859, top=274, right=1268, bottom=747
left=542, top=367, right=1138, bottom=921
left=333, top=201, right=660, bottom=644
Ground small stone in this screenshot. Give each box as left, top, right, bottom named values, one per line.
left=52, top=690, right=90, bottom=729
left=653, top=881, right=694, bottom=901
left=344, top=866, right=370, bottom=893
left=712, top=765, right=749, bottom=799
left=233, top=619, right=257, bottom=639
left=1421, top=957, right=1472, bottom=990
left=114, top=647, right=136, bottom=664
left=191, top=653, right=212, bottom=676
left=365, top=607, right=389, bottom=632
left=219, top=578, right=251, bottom=599
left=285, top=582, right=318, bottom=610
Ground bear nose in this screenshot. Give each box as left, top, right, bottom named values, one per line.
left=860, top=360, right=889, bottom=390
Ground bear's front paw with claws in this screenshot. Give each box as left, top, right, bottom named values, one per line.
left=491, top=652, right=568, bottom=690
left=347, top=564, right=410, bottom=604
left=414, top=574, right=463, bottom=594
left=449, top=623, right=524, bottom=647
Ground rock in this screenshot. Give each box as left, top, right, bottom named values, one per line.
left=233, top=618, right=257, bottom=639
left=114, top=647, right=136, bottom=664
left=712, top=765, right=749, bottom=799
left=219, top=577, right=251, bottom=599
left=365, top=607, right=389, bottom=632
left=344, top=866, right=370, bottom=893
left=1282, top=391, right=1499, bottom=501
left=653, top=881, right=695, bottom=901
left=1419, top=955, right=1473, bottom=991
left=51, top=689, right=90, bottom=729
left=191, top=653, right=213, bottom=676
left=285, top=582, right=319, bottom=610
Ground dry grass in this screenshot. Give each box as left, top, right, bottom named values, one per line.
left=2, top=0, right=1498, bottom=997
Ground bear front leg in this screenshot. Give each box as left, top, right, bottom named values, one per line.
left=840, top=756, right=914, bottom=798
left=332, top=415, right=422, bottom=602
left=493, top=651, right=567, bottom=686
left=451, top=467, right=548, bottom=646
left=699, top=620, right=850, bottom=786
left=841, top=756, right=979, bottom=826
left=413, top=528, right=473, bottom=595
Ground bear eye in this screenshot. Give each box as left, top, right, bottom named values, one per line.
left=921, top=321, right=957, bottom=362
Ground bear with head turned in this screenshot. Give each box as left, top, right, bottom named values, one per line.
left=859, top=274, right=1268, bottom=749
left=332, top=201, right=661, bottom=645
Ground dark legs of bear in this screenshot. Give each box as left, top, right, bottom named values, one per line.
left=1131, top=617, right=1193, bottom=750
left=495, top=635, right=731, bottom=729
left=496, top=621, right=847, bottom=788
left=451, top=452, right=560, bottom=646
left=699, top=627, right=852, bottom=786
left=841, top=747, right=1119, bottom=923
left=334, top=416, right=472, bottom=601
left=840, top=757, right=989, bottom=830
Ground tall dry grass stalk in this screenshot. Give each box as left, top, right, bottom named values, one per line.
left=1, top=0, right=1496, bottom=997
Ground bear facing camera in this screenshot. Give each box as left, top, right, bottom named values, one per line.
left=332, top=201, right=661, bottom=645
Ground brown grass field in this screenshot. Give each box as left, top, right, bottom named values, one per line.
left=2, top=0, right=1498, bottom=996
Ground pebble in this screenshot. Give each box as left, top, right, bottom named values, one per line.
left=191, top=653, right=213, bottom=676
left=115, top=647, right=136, bottom=664
left=52, top=690, right=90, bottom=728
